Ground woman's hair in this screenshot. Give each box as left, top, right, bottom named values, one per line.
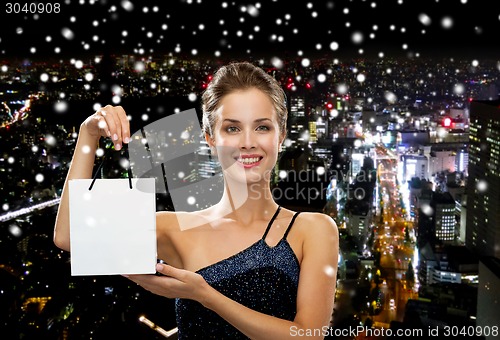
left=201, top=61, right=288, bottom=139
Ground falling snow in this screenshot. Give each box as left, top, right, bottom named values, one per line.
left=61, top=28, right=75, bottom=40
left=0, top=0, right=499, bottom=252
left=421, top=203, right=434, bottom=216
left=9, top=224, right=22, bottom=237
left=0, top=1, right=495, bottom=59
left=54, top=101, right=68, bottom=113
left=476, top=180, right=488, bottom=192
left=44, top=135, right=57, bottom=146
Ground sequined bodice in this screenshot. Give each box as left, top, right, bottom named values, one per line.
left=175, top=206, right=301, bottom=339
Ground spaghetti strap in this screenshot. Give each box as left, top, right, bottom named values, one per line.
left=262, top=206, right=282, bottom=240
left=283, top=212, right=301, bottom=240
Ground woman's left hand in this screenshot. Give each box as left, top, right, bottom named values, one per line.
left=124, top=263, right=210, bottom=302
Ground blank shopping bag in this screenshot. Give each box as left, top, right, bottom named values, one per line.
left=69, top=178, right=156, bottom=276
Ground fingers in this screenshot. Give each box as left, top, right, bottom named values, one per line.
left=156, top=264, right=193, bottom=285
left=124, top=272, right=179, bottom=298
left=125, top=274, right=163, bottom=291
left=97, top=105, right=131, bottom=151
left=156, top=263, right=181, bottom=279
left=94, top=113, right=111, bottom=138
left=124, top=266, right=203, bottom=300
left=116, top=106, right=131, bottom=144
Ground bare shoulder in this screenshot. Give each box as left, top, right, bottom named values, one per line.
left=296, top=211, right=339, bottom=239
left=291, top=211, right=339, bottom=266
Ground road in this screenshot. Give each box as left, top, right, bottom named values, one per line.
left=371, top=144, right=418, bottom=328
left=328, top=144, right=419, bottom=339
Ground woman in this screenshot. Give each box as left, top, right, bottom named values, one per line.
left=54, top=61, right=339, bottom=339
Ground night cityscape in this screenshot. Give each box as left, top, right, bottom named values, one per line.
left=1, top=1, right=500, bottom=339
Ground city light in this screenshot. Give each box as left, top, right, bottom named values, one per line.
left=138, top=315, right=178, bottom=338
left=442, top=116, right=452, bottom=127
left=1, top=46, right=498, bottom=338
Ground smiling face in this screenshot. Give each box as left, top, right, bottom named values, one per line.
left=206, top=88, right=284, bottom=184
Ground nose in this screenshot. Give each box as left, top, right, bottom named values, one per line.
left=239, top=129, right=256, bottom=150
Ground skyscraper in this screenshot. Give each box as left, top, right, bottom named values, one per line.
left=287, top=95, right=307, bottom=143
left=431, top=192, right=456, bottom=243
left=466, top=100, right=500, bottom=259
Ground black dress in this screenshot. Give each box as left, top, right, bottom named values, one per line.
left=175, top=206, right=301, bottom=339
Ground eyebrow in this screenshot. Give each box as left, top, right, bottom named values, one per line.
left=222, top=118, right=273, bottom=123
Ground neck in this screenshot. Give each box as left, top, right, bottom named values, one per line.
left=215, top=174, right=279, bottom=222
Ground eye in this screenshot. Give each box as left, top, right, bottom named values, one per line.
left=256, top=125, right=270, bottom=131
left=226, top=126, right=239, bottom=133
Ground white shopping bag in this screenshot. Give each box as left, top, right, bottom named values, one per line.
left=69, top=178, right=157, bottom=276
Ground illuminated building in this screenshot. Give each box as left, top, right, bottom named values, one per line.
left=402, top=154, right=428, bottom=182
left=431, top=192, right=457, bottom=243
left=476, top=257, right=500, bottom=340
left=287, top=95, right=306, bottom=144
left=465, top=100, right=500, bottom=258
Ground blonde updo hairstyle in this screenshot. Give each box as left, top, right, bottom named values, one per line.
left=201, top=61, right=288, bottom=141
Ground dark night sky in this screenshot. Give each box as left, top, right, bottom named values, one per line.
left=0, top=0, right=500, bottom=61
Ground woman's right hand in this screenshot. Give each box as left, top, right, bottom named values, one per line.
left=81, top=105, right=131, bottom=150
